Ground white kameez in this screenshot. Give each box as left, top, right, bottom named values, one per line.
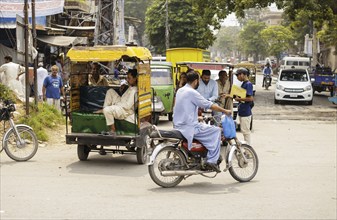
left=173, top=84, right=222, bottom=164
left=103, top=86, right=137, bottom=125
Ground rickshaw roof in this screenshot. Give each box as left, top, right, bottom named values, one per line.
left=67, top=45, right=152, bottom=62
left=176, top=61, right=234, bottom=70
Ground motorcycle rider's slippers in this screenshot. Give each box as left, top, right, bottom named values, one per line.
left=205, top=162, right=221, bottom=173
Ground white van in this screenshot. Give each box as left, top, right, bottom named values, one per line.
left=280, top=57, right=310, bottom=70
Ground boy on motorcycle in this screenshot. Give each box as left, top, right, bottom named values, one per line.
left=173, top=70, right=232, bottom=173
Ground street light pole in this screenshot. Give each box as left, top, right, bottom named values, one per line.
left=165, top=0, right=169, bottom=50
left=32, top=0, right=38, bottom=106
left=24, top=0, right=29, bottom=115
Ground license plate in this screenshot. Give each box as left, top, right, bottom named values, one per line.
left=290, top=94, right=298, bottom=98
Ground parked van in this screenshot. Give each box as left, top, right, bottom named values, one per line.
left=280, top=56, right=310, bottom=70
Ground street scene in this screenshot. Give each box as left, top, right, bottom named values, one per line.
left=1, top=0, right=337, bottom=220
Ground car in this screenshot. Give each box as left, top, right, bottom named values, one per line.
left=274, top=68, right=314, bottom=105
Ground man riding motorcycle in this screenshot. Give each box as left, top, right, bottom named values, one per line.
left=173, top=70, right=231, bottom=173
left=262, top=62, right=272, bottom=87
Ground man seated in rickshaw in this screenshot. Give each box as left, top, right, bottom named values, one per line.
left=94, top=69, right=138, bottom=136
left=89, top=62, right=109, bottom=86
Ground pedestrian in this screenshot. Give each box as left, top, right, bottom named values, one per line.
left=36, top=62, right=49, bottom=101
left=175, top=72, right=187, bottom=92
left=234, top=68, right=254, bottom=145
left=42, top=65, right=64, bottom=111
left=0, top=55, right=25, bottom=100
left=216, top=70, right=231, bottom=109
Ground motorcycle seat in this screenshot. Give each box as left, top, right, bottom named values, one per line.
left=150, top=129, right=185, bottom=140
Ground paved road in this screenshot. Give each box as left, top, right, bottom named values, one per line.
left=251, top=73, right=336, bottom=121
left=0, top=74, right=336, bottom=219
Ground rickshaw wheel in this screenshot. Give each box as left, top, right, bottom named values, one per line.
left=136, top=134, right=151, bottom=164
left=78, top=144, right=90, bottom=161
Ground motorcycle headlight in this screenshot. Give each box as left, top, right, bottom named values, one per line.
left=304, top=85, right=312, bottom=91
left=276, top=84, right=284, bottom=91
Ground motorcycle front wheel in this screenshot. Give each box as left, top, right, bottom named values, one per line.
left=3, top=126, right=38, bottom=161
left=229, top=144, right=258, bottom=182
left=148, top=147, right=185, bottom=188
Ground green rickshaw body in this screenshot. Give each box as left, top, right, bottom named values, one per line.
left=150, top=62, right=174, bottom=123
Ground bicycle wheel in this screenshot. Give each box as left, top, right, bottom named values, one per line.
left=148, top=147, right=185, bottom=188
left=3, top=125, right=38, bottom=161
left=228, top=144, right=258, bottom=182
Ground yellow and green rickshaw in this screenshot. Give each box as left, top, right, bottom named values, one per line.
left=64, top=45, right=153, bottom=164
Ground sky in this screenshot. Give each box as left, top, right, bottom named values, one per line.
left=222, top=3, right=282, bottom=26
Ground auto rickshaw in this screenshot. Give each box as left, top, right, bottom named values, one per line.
left=64, top=45, right=153, bottom=164
left=234, top=62, right=257, bottom=96
left=150, top=61, right=174, bottom=125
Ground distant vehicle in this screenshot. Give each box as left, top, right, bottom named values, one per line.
left=274, top=68, right=314, bottom=105
left=152, top=56, right=166, bottom=62
left=328, top=73, right=337, bottom=104
left=310, top=66, right=335, bottom=97
left=280, top=57, right=310, bottom=71
left=166, top=48, right=211, bottom=86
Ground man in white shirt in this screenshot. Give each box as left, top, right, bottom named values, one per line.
left=36, top=62, right=49, bottom=101
left=197, top=69, right=222, bottom=124
left=0, top=55, right=25, bottom=100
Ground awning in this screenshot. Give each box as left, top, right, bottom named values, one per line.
left=37, top=36, right=87, bottom=47
left=52, top=23, right=95, bottom=30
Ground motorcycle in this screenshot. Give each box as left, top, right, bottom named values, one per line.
left=147, top=115, right=259, bottom=188
left=264, top=74, right=272, bottom=90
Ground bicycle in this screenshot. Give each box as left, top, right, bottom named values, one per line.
left=0, top=99, right=38, bottom=161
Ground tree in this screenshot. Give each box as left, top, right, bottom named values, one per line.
left=238, top=20, right=267, bottom=62
left=211, top=26, right=241, bottom=61
left=261, top=25, right=294, bottom=66
left=145, top=0, right=215, bottom=54
left=124, top=0, right=152, bottom=46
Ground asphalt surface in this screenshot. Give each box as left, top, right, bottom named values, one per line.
left=0, top=74, right=336, bottom=219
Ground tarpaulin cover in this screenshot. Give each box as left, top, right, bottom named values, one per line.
left=37, top=36, right=87, bottom=47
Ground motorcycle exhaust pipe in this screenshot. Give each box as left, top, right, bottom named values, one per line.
left=161, top=170, right=210, bottom=176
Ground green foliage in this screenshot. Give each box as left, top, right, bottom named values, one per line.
left=0, top=83, right=17, bottom=102
left=261, top=25, right=294, bottom=59
left=212, top=26, right=241, bottom=59
left=239, top=20, right=267, bottom=61
left=17, top=102, right=65, bottom=141
left=145, top=0, right=215, bottom=54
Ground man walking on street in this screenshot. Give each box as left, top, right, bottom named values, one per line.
left=235, top=68, right=254, bottom=145
left=42, top=65, right=64, bottom=111
left=37, top=62, right=48, bottom=101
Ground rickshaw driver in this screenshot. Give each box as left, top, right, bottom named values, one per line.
left=94, top=69, right=138, bottom=136
left=173, top=70, right=232, bottom=173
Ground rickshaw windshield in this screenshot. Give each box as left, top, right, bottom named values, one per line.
left=151, top=68, right=173, bottom=85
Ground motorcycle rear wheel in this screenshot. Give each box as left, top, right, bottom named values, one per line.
left=229, top=144, right=258, bottom=182
left=148, top=147, right=185, bottom=188
left=3, top=126, right=38, bottom=161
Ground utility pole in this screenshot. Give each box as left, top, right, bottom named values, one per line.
left=312, top=27, right=318, bottom=66
left=24, top=0, right=29, bottom=115
left=32, top=0, right=38, bottom=105
left=165, top=0, right=169, bottom=50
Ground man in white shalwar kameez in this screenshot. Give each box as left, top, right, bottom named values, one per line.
left=95, top=69, right=138, bottom=135
left=173, top=70, right=231, bottom=172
